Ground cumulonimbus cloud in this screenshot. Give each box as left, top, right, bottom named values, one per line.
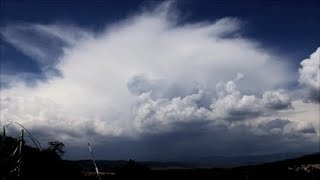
left=0, top=2, right=318, bottom=157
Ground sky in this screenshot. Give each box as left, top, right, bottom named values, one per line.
left=0, top=0, right=319, bottom=160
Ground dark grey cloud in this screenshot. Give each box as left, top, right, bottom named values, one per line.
left=259, top=119, right=291, bottom=131
left=64, top=120, right=317, bottom=160
left=226, top=109, right=261, bottom=121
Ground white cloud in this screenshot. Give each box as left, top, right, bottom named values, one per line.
left=0, top=2, right=318, bottom=156
left=211, top=80, right=261, bottom=121
left=132, top=90, right=211, bottom=134
left=261, top=90, right=292, bottom=110
left=210, top=79, right=292, bottom=121
left=299, top=47, right=320, bottom=103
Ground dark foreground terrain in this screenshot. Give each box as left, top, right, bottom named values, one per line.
left=1, top=133, right=319, bottom=180
left=77, top=153, right=320, bottom=180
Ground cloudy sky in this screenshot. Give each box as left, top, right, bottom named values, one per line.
left=0, top=0, right=319, bottom=160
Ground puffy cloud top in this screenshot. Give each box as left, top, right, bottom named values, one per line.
left=299, top=48, right=320, bottom=103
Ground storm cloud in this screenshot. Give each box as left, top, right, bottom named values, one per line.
left=0, top=2, right=319, bottom=159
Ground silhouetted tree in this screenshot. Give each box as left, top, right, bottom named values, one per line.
left=47, top=141, right=65, bottom=158
left=0, top=131, right=81, bottom=180
left=0, top=133, right=21, bottom=179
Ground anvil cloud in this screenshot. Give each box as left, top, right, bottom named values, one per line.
left=0, top=2, right=319, bottom=159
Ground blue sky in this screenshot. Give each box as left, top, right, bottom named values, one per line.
left=0, top=0, right=319, bottom=160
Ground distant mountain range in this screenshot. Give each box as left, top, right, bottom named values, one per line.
left=74, top=152, right=312, bottom=171
left=172, top=152, right=308, bottom=167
